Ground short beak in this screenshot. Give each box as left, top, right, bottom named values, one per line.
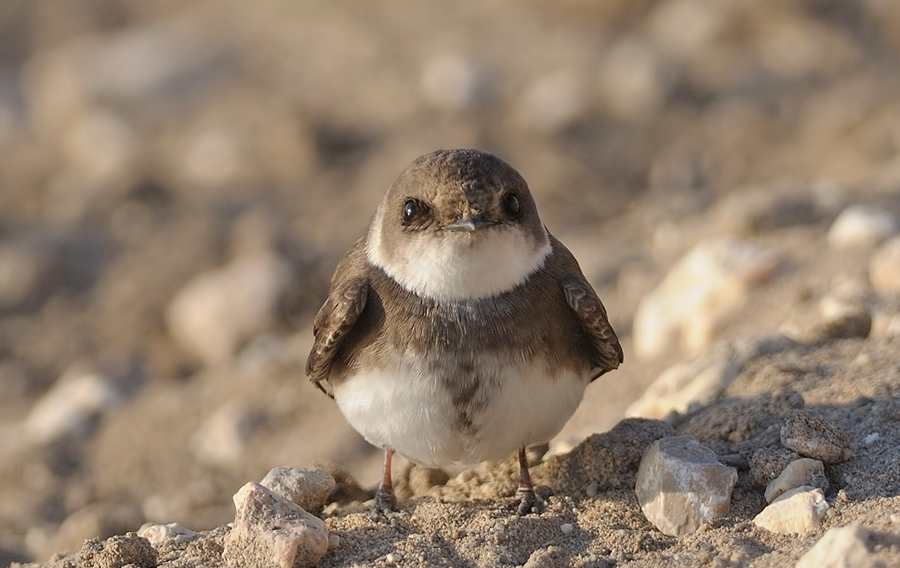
left=444, top=216, right=483, bottom=232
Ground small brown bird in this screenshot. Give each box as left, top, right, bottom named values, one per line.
left=306, top=149, right=622, bottom=516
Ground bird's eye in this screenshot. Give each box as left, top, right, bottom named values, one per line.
left=501, top=192, right=520, bottom=217
left=402, top=199, right=424, bottom=225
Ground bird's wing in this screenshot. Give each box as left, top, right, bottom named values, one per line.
left=551, top=236, right=623, bottom=381
left=306, top=237, right=370, bottom=397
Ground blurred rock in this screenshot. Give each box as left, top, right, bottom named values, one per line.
left=753, top=486, right=829, bottom=534
left=634, top=238, right=782, bottom=358
left=598, top=37, right=666, bottom=121
left=0, top=243, right=46, bottom=309
left=635, top=435, right=737, bottom=536
left=803, top=311, right=871, bottom=344
left=647, top=0, right=726, bottom=60
left=827, top=205, right=898, bottom=251
left=712, top=190, right=828, bottom=234
left=869, top=236, right=900, bottom=294
left=23, top=365, right=121, bottom=445
left=34, top=500, right=144, bottom=561
left=260, top=467, right=335, bottom=514
left=223, top=482, right=328, bottom=568
left=515, top=69, right=587, bottom=133
left=795, top=525, right=877, bottom=568
left=764, top=458, right=828, bottom=504
left=820, top=280, right=877, bottom=321
left=165, top=253, right=292, bottom=366
left=190, top=400, right=264, bottom=467
left=420, top=54, right=489, bottom=112
left=781, top=409, right=852, bottom=464
left=61, top=108, right=140, bottom=191
left=137, top=522, right=197, bottom=547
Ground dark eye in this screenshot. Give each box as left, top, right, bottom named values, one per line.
left=501, top=192, right=520, bottom=217
left=402, top=199, right=424, bottom=225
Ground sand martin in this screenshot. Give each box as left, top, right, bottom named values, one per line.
left=306, top=149, right=622, bottom=515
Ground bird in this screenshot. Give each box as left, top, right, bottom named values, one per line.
left=306, top=148, right=622, bottom=516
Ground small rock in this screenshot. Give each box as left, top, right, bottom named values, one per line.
left=260, top=467, right=336, bottom=513
left=420, top=54, right=489, bottom=111
left=635, top=436, right=738, bottom=536
left=0, top=243, right=46, bottom=309
left=753, top=486, right=829, bottom=534
left=869, top=236, right=900, bottom=293
left=137, top=523, right=197, bottom=547
left=819, top=280, right=876, bottom=321
left=633, top=237, right=781, bottom=358
left=23, top=366, right=121, bottom=445
left=327, top=534, right=341, bottom=550
left=598, top=37, right=666, bottom=121
left=781, top=409, right=852, bottom=464
left=223, top=482, right=328, bottom=568
left=765, top=458, right=828, bottom=503
left=190, top=400, right=264, bottom=467
left=560, top=523, right=574, bottom=535
left=165, top=253, right=292, bottom=366
left=804, top=311, right=872, bottom=344
left=827, top=205, right=899, bottom=250
left=795, top=525, right=876, bottom=568
left=515, top=69, right=587, bottom=133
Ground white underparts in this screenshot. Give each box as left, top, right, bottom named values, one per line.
left=333, top=352, right=587, bottom=467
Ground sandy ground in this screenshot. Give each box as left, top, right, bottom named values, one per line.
left=1, top=1, right=900, bottom=567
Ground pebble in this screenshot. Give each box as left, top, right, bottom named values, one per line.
left=137, top=523, right=197, bottom=546
left=223, top=482, right=328, bottom=568
left=190, top=400, right=263, bottom=467
left=765, top=458, right=828, bottom=503
left=560, top=523, right=574, bottom=535
left=869, top=236, right=900, bottom=293
left=633, top=237, right=781, bottom=358
left=753, top=486, right=829, bottom=534
left=781, top=409, right=852, bottom=464
left=23, top=367, right=120, bottom=445
left=635, top=436, right=738, bottom=536
left=515, top=69, right=587, bottom=133
left=260, top=466, right=336, bottom=513
left=327, top=533, right=341, bottom=550
left=827, top=205, right=899, bottom=250
left=598, top=37, right=666, bottom=121
left=419, top=53, right=489, bottom=112
left=819, top=280, right=876, bottom=321
left=794, top=525, right=876, bottom=568
left=165, top=253, right=292, bottom=366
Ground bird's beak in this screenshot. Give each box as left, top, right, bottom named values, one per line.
left=444, top=216, right=483, bottom=232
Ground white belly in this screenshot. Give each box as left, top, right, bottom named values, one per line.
left=332, top=352, right=588, bottom=467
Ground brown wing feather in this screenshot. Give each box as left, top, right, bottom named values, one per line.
left=306, top=237, right=370, bottom=397
left=550, top=236, right=623, bottom=381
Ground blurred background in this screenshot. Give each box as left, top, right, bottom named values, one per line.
left=2, top=0, right=900, bottom=563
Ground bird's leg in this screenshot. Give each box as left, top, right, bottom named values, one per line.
left=372, top=447, right=397, bottom=519
left=516, top=447, right=542, bottom=515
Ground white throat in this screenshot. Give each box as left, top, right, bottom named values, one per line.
left=366, top=209, right=551, bottom=301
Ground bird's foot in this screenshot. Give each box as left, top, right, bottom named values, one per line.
left=516, top=487, right=544, bottom=516
left=370, top=486, right=398, bottom=521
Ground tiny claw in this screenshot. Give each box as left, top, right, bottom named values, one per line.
left=516, top=488, right=543, bottom=516
left=370, top=486, right=398, bottom=521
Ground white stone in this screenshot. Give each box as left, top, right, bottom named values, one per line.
left=515, top=69, right=587, bottom=133
left=260, top=467, right=335, bottom=513
left=137, top=522, right=197, bottom=546
left=190, top=400, right=261, bottom=467
left=224, top=483, right=328, bottom=568
left=827, top=205, right=898, bottom=251
left=560, top=523, right=574, bottom=535
left=420, top=54, right=488, bottom=111
left=795, top=525, right=876, bottom=568
left=753, top=486, right=829, bottom=534
left=23, top=367, right=120, bottom=445
left=634, top=238, right=781, bottom=358
left=165, top=253, right=291, bottom=366
left=598, top=38, right=666, bottom=121
left=869, top=236, right=900, bottom=293
left=635, top=436, right=738, bottom=536
left=765, top=458, right=827, bottom=504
